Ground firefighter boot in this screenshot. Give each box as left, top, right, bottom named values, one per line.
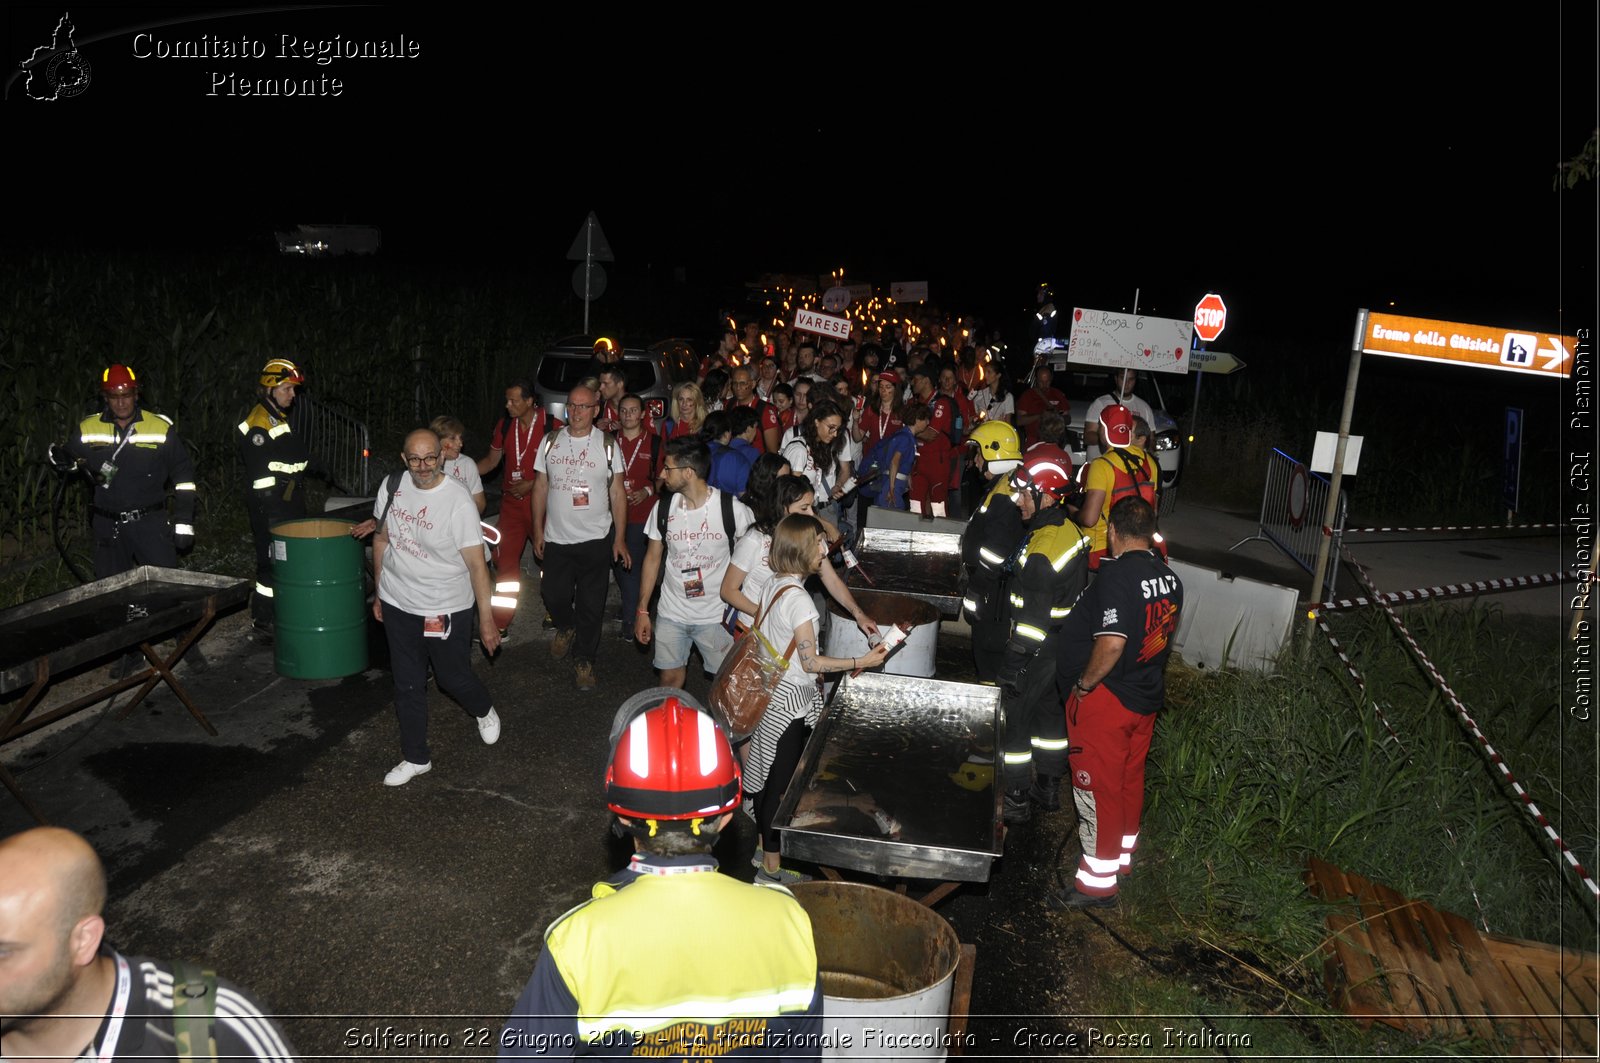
left=1029, top=774, right=1062, bottom=812
left=1003, top=789, right=1033, bottom=825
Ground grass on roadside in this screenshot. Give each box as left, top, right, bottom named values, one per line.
left=1096, top=600, right=1592, bottom=1057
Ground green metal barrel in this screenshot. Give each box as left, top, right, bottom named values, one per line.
left=270, top=518, right=368, bottom=679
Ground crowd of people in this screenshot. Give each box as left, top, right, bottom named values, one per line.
left=26, top=309, right=1184, bottom=1060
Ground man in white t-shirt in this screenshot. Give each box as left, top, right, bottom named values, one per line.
left=1084, top=368, right=1156, bottom=459
left=532, top=385, right=629, bottom=691
left=372, top=428, right=503, bottom=786
left=635, top=437, right=754, bottom=688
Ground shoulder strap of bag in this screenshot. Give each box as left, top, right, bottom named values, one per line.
left=376, top=470, right=405, bottom=528
left=750, top=582, right=803, bottom=658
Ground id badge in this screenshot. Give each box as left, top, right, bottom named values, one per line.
left=423, top=614, right=451, bottom=639
left=572, top=487, right=590, bottom=508
left=681, top=567, right=705, bottom=599
left=510, top=470, right=523, bottom=483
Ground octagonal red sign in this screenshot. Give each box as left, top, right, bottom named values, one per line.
left=1194, top=293, right=1227, bottom=343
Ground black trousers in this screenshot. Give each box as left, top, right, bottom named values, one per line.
left=754, top=719, right=811, bottom=854
left=540, top=535, right=613, bottom=664
left=383, top=603, right=492, bottom=766
left=92, top=513, right=176, bottom=579
left=1001, top=632, right=1069, bottom=792
left=247, top=491, right=306, bottom=627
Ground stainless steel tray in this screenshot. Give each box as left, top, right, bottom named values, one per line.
left=0, top=567, right=249, bottom=694
left=775, top=671, right=1003, bottom=882
left=847, top=527, right=967, bottom=617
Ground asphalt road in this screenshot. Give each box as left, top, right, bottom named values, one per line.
left=0, top=496, right=1577, bottom=1059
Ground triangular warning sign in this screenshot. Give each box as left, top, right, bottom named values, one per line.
left=566, top=212, right=614, bottom=262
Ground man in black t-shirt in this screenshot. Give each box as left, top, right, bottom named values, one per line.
left=1052, top=497, right=1182, bottom=910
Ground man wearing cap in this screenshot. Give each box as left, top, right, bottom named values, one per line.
left=1084, top=368, right=1155, bottom=460
left=1074, top=405, right=1159, bottom=572
left=499, top=689, right=822, bottom=1060
left=238, top=358, right=311, bottom=636
left=55, top=364, right=199, bottom=674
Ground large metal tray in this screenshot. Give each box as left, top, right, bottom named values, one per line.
left=775, top=671, right=1003, bottom=882
left=847, top=527, right=967, bottom=617
left=0, top=567, right=249, bottom=695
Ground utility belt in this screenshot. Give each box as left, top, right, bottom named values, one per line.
left=93, top=503, right=165, bottom=524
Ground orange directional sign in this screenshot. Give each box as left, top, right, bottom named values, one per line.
left=1362, top=312, right=1575, bottom=378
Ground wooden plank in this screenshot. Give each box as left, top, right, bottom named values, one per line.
left=1495, top=958, right=1572, bottom=1054
left=1348, top=874, right=1431, bottom=1030
left=1402, top=896, right=1510, bottom=1046
left=946, top=943, right=977, bottom=1055
left=1325, top=911, right=1396, bottom=1021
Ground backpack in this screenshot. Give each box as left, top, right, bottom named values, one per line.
left=1102, top=447, right=1158, bottom=508
left=656, top=487, right=738, bottom=553
left=932, top=393, right=963, bottom=445
left=171, top=960, right=219, bottom=1062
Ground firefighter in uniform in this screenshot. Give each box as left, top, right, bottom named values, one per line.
left=996, top=446, right=1090, bottom=824
left=238, top=358, right=310, bottom=635
left=960, top=420, right=1027, bottom=682
left=500, top=688, right=823, bottom=1060
left=1051, top=497, right=1182, bottom=909
left=53, top=365, right=198, bottom=675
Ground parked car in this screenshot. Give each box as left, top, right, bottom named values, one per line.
left=1048, top=364, right=1185, bottom=488
left=533, top=336, right=698, bottom=422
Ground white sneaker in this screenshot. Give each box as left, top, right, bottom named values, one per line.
left=384, top=760, right=432, bottom=786
left=477, top=707, right=501, bottom=745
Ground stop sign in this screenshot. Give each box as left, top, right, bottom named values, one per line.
left=1194, top=292, right=1227, bottom=343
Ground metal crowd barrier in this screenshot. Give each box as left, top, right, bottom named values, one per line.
left=1230, top=447, right=1347, bottom=599
left=291, top=395, right=371, bottom=496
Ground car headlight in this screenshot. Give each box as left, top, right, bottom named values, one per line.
left=1154, top=430, right=1179, bottom=452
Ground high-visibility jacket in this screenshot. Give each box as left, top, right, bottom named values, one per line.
left=501, top=855, right=823, bottom=1059
left=69, top=406, right=197, bottom=533
left=1083, top=445, right=1160, bottom=565
left=237, top=401, right=309, bottom=504
left=961, top=476, right=1025, bottom=620
left=1006, top=505, right=1090, bottom=655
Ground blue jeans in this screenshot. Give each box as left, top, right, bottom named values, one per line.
left=614, top=521, right=648, bottom=623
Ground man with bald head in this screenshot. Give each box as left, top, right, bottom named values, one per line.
left=373, top=428, right=504, bottom=786
left=531, top=385, right=628, bottom=692
left=0, top=827, right=296, bottom=1061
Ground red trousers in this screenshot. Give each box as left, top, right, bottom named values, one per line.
left=498, top=494, right=535, bottom=574
left=909, top=468, right=948, bottom=513
left=1066, top=685, right=1156, bottom=896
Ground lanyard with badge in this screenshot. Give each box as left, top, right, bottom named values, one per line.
left=92, top=954, right=132, bottom=1063
left=620, top=433, right=648, bottom=493
left=510, top=416, right=531, bottom=483
left=559, top=434, right=594, bottom=508
left=679, top=500, right=710, bottom=599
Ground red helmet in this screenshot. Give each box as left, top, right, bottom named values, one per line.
left=101, top=364, right=138, bottom=394
left=605, top=689, right=741, bottom=824
left=259, top=358, right=305, bottom=388
left=1010, top=444, right=1076, bottom=500
left=592, top=337, right=622, bottom=362
left=1099, top=404, right=1135, bottom=449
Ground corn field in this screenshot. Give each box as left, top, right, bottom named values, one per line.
left=0, top=248, right=563, bottom=602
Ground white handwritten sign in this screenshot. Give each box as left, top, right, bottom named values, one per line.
left=794, top=307, right=852, bottom=339
left=1063, top=307, right=1192, bottom=374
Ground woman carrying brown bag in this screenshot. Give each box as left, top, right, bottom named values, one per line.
left=742, top=514, right=889, bottom=886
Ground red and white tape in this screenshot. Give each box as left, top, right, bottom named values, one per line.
left=1337, top=546, right=1600, bottom=900
left=1343, top=522, right=1558, bottom=535
left=1318, top=570, right=1578, bottom=612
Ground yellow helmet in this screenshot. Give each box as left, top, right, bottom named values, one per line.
left=968, top=420, right=1021, bottom=462
left=259, top=358, right=305, bottom=388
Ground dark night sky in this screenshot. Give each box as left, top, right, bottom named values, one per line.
left=5, top=4, right=1595, bottom=355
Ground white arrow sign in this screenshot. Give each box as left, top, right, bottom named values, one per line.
left=1541, top=338, right=1570, bottom=371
